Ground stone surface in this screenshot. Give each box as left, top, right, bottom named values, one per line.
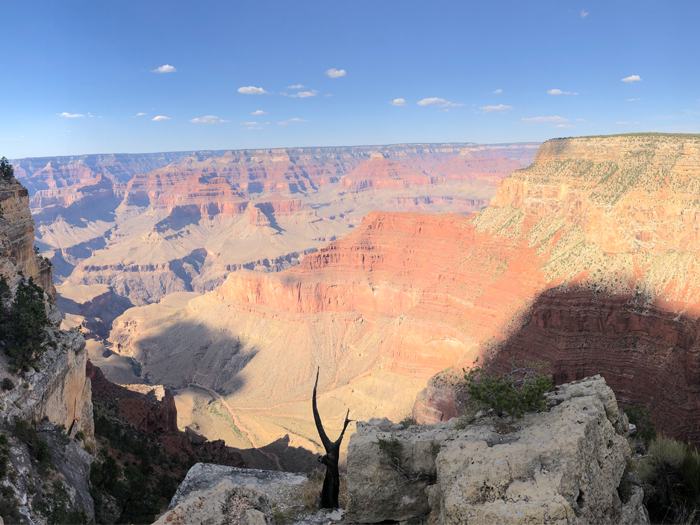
left=155, top=462, right=309, bottom=524
left=347, top=376, right=646, bottom=525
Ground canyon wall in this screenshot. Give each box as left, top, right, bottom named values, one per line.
left=20, top=143, right=537, bottom=306
left=110, top=134, right=700, bottom=450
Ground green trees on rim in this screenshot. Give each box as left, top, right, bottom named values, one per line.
left=0, top=276, right=50, bottom=373
left=0, top=157, right=14, bottom=182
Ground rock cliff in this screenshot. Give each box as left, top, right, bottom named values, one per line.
left=0, top=177, right=95, bottom=522
left=348, top=376, right=648, bottom=524
left=111, top=134, right=700, bottom=452
left=22, top=143, right=536, bottom=306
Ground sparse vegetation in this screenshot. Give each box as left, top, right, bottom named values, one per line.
left=464, top=357, right=553, bottom=418
left=2, top=377, right=14, bottom=391
left=12, top=418, right=53, bottom=472
left=0, top=485, right=23, bottom=524
left=399, top=414, right=414, bottom=429
left=0, top=434, right=10, bottom=480
left=0, top=276, right=50, bottom=373
left=623, top=404, right=657, bottom=451
left=635, top=435, right=700, bottom=523
left=36, top=479, right=89, bottom=525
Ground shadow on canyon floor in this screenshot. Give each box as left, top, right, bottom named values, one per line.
left=485, top=286, right=700, bottom=444
left=131, top=319, right=260, bottom=398
left=233, top=434, right=321, bottom=472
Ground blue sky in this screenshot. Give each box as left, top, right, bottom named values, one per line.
left=1, top=0, right=698, bottom=158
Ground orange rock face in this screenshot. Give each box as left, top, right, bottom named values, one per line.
left=119, top=134, right=700, bottom=446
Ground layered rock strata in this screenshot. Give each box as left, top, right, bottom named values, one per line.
left=348, top=376, right=648, bottom=525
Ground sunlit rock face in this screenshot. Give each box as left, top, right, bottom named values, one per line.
left=18, top=143, right=537, bottom=304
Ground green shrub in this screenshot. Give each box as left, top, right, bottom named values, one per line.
left=0, top=485, right=22, bottom=524
left=0, top=157, right=14, bottom=183
left=637, top=435, right=700, bottom=523
left=75, top=430, right=86, bottom=442
left=1, top=378, right=14, bottom=391
left=464, top=357, right=553, bottom=419
left=623, top=404, right=657, bottom=449
left=37, top=479, right=89, bottom=524
left=0, top=276, right=50, bottom=373
left=0, top=434, right=10, bottom=480
left=399, top=415, right=414, bottom=429
left=12, top=418, right=53, bottom=471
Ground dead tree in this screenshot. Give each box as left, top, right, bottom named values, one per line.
left=312, top=367, right=352, bottom=508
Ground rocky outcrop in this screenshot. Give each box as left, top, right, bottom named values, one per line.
left=87, top=359, right=177, bottom=433
left=348, top=376, right=648, bottom=525
left=155, top=463, right=307, bottom=525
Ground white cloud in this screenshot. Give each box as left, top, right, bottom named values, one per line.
left=418, top=98, right=446, bottom=106
left=279, top=92, right=288, bottom=96
left=238, top=86, right=269, bottom=95
left=240, top=121, right=269, bottom=126
left=58, top=112, right=84, bottom=118
left=390, top=98, right=407, bottom=106
left=522, top=116, right=569, bottom=122
left=418, top=98, right=465, bottom=108
left=325, top=94, right=333, bottom=97
left=135, top=112, right=147, bottom=117
left=287, top=84, right=305, bottom=89
left=580, top=10, right=589, bottom=18
left=325, top=68, right=346, bottom=78
left=290, top=90, right=318, bottom=98
left=576, top=118, right=586, bottom=121
left=251, top=110, right=267, bottom=115
left=627, top=98, right=641, bottom=102
left=553, top=124, right=575, bottom=128
left=622, top=75, right=641, bottom=83
left=616, top=121, right=632, bottom=125
left=493, top=89, right=503, bottom=94
left=278, top=118, right=309, bottom=125
left=190, top=115, right=230, bottom=124
left=480, top=104, right=514, bottom=113
left=152, top=64, right=176, bottom=73
left=547, top=89, right=578, bottom=95
left=151, top=115, right=171, bottom=121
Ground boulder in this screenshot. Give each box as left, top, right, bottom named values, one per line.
left=347, top=375, right=648, bottom=525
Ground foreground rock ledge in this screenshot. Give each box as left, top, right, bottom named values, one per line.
left=347, top=375, right=649, bottom=524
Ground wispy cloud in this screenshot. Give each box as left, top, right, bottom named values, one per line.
left=493, top=89, right=503, bottom=94
left=325, top=94, right=333, bottom=97
left=522, top=116, right=569, bottom=122
left=548, top=89, right=578, bottom=95
left=278, top=118, right=309, bottom=125
left=390, top=98, right=407, bottom=106
left=616, top=121, right=640, bottom=125
left=553, top=124, right=575, bottom=128
left=418, top=97, right=465, bottom=108
left=480, top=104, right=514, bottom=113
left=289, top=90, right=318, bottom=98
left=576, top=118, right=586, bottom=121
left=58, top=112, right=84, bottom=118
left=151, top=115, right=171, bottom=121
left=325, top=68, right=346, bottom=78
left=627, top=98, right=641, bottom=102
left=287, top=84, right=305, bottom=89
left=251, top=110, right=267, bottom=115
left=132, top=112, right=147, bottom=118
left=240, top=121, right=270, bottom=129
left=152, top=64, right=176, bottom=73
left=190, top=115, right=230, bottom=124
left=580, top=9, right=589, bottom=18
left=622, top=75, right=641, bottom=83
left=238, top=86, right=269, bottom=95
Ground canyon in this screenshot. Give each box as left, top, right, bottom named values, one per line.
left=105, top=134, right=700, bottom=459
